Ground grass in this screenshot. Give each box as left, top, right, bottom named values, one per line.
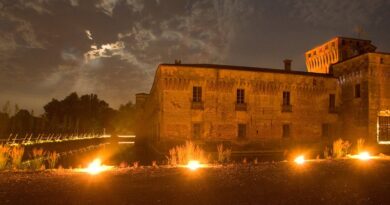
left=167, top=141, right=208, bottom=166
left=30, top=148, right=45, bottom=170
left=333, top=138, right=351, bottom=159
left=0, top=145, right=10, bottom=170
left=47, top=151, right=58, bottom=169
left=10, top=146, right=24, bottom=169
left=217, top=144, right=231, bottom=163
left=356, top=138, right=365, bottom=153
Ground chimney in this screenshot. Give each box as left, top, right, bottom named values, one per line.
left=283, top=59, right=292, bottom=71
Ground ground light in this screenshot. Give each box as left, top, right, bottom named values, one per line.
left=187, top=160, right=201, bottom=171
left=348, top=151, right=378, bottom=161
left=76, top=158, right=113, bottom=175
left=294, top=155, right=305, bottom=165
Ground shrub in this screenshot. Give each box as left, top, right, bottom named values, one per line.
left=10, top=146, right=24, bottom=169
left=167, top=141, right=208, bottom=166
left=47, top=151, right=58, bottom=169
left=333, top=138, right=351, bottom=159
left=217, top=144, right=231, bottom=163
left=357, top=138, right=365, bottom=153
left=323, top=146, right=331, bottom=159
left=0, top=145, right=10, bottom=170
left=30, top=148, right=45, bottom=170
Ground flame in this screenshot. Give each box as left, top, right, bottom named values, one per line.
left=294, top=155, right=305, bottom=165
left=77, top=158, right=113, bottom=175
left=349, top=151, right=377, bottom=161
left=357, top=152, right=371, bottom=161
left=187, top=160, right=201, bottom=171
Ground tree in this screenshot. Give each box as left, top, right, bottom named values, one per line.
left=113, top=101, right=136, bottom=134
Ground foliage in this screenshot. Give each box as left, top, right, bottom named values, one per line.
left=30, top=148, right=45, bottom=170
left=323, top=146, right=331, bottom=159
left=113, top=101, right=136, bottom=134
left=10, top=146, right=24, bottom=169
left=0, top=93, right=137, bottom=138
left=357, top=138, right=365, bottom=153
left=217, top=144, right=231, bottom=163
left=167, top=141, right=208, bottom=166
left=333, top=138, right=351, bottom=159
left=0, top=145, right=10, bottom=170
left=47, top=151, right=58, bottom=169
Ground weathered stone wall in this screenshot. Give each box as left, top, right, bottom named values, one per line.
left=306, top=37, right=376, bottom=74
left=368, top=53, right=390, bottom=144
left=332, top=53, right=390, bottom=144
left=152, top=65, right=340, bottom=145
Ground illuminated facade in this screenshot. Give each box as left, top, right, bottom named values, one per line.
left=136, top=37, right=389, bottom=149
left=305, top=37, right=376, bottom=74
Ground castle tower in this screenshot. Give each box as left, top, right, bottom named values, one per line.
left=305, top=37, right=376, bottom=74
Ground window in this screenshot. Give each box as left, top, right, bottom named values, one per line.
left=322, top=123, right=330, bottom=138
left=283, top=91, right=290, bottom=105
left=378, top=116, right=390, bottom=142
left=282, top=124, right=290, bottom=138
left=192, top=123, right=201, bottom=139
left=238, top=124, right=246, bottom=139
left=329, top=94, right=336, bottom=108
left=237, top=89, right=245, bottom=104
left=355, top=84, right=361, bottom=98
left=193, top=86, right=202, bottom=102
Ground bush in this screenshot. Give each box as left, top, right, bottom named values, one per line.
left=10, top=146, right=24, bottom=169
left=0, top=145, right=10, bottom=170
left=167, top=141, right=208, bottom=166
left=30, top=148, right=45, bottom=170
left=47, top=151, right=58, bottom=169
left=323, top=146, right=331, bottom=159
left=217, top=144, right=231, bottom=163
left=333, top=138, right=351, bottom=159
left=357, top=138, right=365, bottom=153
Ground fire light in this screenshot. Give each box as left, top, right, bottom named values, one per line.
left=349, top=151, right=376, bottom=161
left=357, top=152, right=371, bottom=161
left=294, top=155, right=305, bottom=165
left=187, top=160, right=201, bottom=171
left=78, top=158, right=113, bottom=175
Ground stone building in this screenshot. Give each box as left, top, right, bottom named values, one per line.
left=136, top=37, right=389, bottom=150
left=305, top=37, right=376, bottom=74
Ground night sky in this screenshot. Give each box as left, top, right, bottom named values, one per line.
left=1, top=0, right=389, bottom=113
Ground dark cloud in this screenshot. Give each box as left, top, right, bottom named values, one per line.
left=0, top=0, right=389, bottom=113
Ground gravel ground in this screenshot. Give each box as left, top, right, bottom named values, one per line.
left=1, top=160, right=390, bottom=205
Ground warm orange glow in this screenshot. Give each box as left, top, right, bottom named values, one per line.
left=349, top=152, right=377, bottom=161
left=357, top=152, right=371, bottom=161
left=294, top=155, right=305, bottom=165
left=77, top=158, right=113, bottom=175
left=187, top=160, right=201, bottom=171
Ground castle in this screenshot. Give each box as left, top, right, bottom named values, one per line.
left=136, top=37, right=390, bottom=151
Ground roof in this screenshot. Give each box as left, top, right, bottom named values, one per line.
left=159, top=63, right=336, bottom=78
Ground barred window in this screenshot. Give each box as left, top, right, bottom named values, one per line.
left=378, top=116, right=390, bottom=142
left=237, top=89, right=245, bottom=104
left=193, top=86, right=202, bottom=102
